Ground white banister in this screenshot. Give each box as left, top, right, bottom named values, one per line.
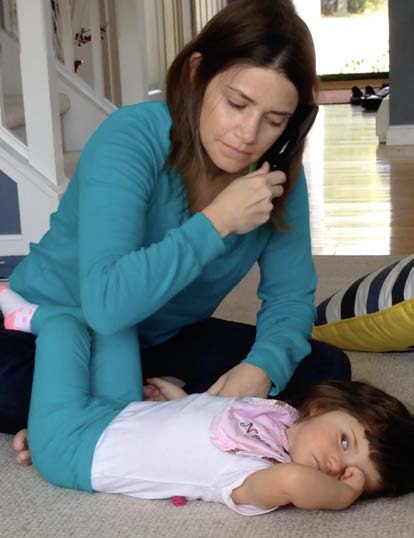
left=102, top=0, right=121, bottom=106
left=116, top=0, right=149, bottom=104
left=0, top=44, right=5, bottom=128
left=161, top=0, right=193, bottom=67
left=89, top=0, right=105, bottom=97
left=2, top=0, right=15, bottom=35
left=161, top=0, right=177, bottom=70
left=16, top=0, right=65, bottom=187
left=194, top=0, right=224, bottom=34
left=57, top=0, right=74, bottom=73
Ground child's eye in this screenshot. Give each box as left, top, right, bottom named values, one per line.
left=341, top=434, right=349, bottom=450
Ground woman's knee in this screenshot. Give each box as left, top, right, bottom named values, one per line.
left=38, top=313, right=88, bottom=338
left=0, top=328, right=35, bottom=433
left=309, top=339, right=351, bottom=380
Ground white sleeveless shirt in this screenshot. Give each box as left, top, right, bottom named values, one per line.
left=91, top=393, right=275, bottom=515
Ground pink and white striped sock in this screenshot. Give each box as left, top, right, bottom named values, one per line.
left=4, top=306, right=37, bottom=333
left=0, top=285, right=38, bottom=333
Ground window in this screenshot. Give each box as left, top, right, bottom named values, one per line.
left=293, top=0, right=389, bottom=76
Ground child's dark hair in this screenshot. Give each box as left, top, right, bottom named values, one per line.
left=297, top=380, right=414, bottom=497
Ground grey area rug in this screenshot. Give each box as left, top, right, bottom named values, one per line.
left=1, top=256, right=413, bottom=538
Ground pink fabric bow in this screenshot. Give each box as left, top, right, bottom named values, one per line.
left=210, top=397, right=298, bottom=464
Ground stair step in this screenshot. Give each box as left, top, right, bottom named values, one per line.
left=4, top=93, right=71, bottom=129
left=7, top=121, right=80, bottom=178
left=64, top=151, right=81, bottom=178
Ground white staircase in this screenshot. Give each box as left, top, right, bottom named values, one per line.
left=0, top=0, right=224, bottom=257
left=3, top=93, right=81, bottom=178
left=0, top=0, right=116, bottom=256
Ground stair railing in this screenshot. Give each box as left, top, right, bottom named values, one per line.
left=16, top=0, right=65, bottom=189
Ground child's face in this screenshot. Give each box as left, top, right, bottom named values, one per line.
left=286, top=409, right=382, bottom=495
left=199, top=64, right=299, bottom=174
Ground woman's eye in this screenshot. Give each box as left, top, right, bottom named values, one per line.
left=341, top=434, right=349, bottom=450
left=228, top=100, right=245, bottom=110
left=268, top=119, right=282, bottom=128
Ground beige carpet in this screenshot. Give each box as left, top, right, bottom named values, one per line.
left=1, top=256, right=413, bottom=538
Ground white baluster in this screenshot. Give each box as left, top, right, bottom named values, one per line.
left=58, top=0, right=74, bottom=72
left=116, top=0, right=149, bottom=105
left=0, top=42, right=5, bottom=128
left=89, top=0, right=105, bottom=97
left=15, top=0, right=65, bottom=187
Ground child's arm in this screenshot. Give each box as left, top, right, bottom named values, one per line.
left=231, top=462, right=366, bottom=511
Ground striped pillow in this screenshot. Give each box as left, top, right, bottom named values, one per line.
left=312, top=255, right=414, bottom=352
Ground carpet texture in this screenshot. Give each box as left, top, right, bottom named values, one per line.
left=1, top=256, right=413, bottom=538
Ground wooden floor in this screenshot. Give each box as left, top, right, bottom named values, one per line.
left=303, top=104, right=414, bottom=255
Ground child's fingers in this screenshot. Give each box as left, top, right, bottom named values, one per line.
left=143, top=384, right=160, bottom=400
left=146, top=377, right=170, bottom=389
left=147, top=377, right=187, bottom=400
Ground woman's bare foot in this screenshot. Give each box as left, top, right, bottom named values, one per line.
left=12, top=429, right=32, bottom=466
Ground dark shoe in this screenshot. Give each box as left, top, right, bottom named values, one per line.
left=350, top=86, right=363, bottom=105
left=362, top=94, right=382, bottom=111
left=364, top=85, right=376, bottom=97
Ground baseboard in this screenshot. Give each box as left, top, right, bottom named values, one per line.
left=386, top=124, right=414, bottom=145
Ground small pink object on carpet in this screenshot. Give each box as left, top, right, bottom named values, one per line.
left=171, top=496, right=187, bottom=506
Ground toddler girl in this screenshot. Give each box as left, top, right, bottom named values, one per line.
left=1, top=288, right=413, bottom=514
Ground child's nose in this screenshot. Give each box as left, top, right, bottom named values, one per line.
left=326, top=456, right=343, bottom=477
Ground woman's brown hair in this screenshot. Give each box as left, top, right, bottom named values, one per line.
left=165, top=0, right=318, bottom=228
left=297, top=380, right=414, bottom=497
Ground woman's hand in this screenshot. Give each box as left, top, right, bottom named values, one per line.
left=208, top=363, right=272, bottom=398
left=202, top=162, right=286, bottom=238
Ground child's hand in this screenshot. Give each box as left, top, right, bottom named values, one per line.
left=144, top=377, right=188, bottom=401
left=340, top=466, right=366, bottom=498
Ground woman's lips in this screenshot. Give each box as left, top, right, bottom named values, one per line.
left=221, top=141, right=251, bottom=157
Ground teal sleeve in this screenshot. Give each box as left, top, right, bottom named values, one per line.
left=78, top=111, right=225, bottom=335
left=243, top=169, right=317, bottom=393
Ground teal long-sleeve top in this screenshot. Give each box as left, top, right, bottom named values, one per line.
left=11, top=100, right=317, bottom=393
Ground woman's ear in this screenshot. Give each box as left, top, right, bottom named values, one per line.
left=189, top=52, right=203, bottom=82
left=309, top=405, right=321, bottom=417
left=307, top=405, right=320, bottom=418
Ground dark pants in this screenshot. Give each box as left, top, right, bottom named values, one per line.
left=0, top=315, right=351, bottom=434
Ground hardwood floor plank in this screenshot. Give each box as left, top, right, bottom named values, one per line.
left=303, top=104, right=414, bottom=255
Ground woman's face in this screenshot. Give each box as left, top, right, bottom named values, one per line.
left=199, top=64, right=299, bottom=174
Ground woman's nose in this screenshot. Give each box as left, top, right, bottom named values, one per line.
left=238, top=116, right=260, bottom=144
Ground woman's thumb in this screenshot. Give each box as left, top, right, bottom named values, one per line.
left=251, top=161, right=270, bottom=175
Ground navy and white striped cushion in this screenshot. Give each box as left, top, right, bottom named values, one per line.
left=313, top=255, right=414, bottom=352
left=317, top=255, right=414, bottom=323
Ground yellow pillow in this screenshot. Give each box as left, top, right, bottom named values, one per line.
left=312, top=255, right=414, bottom=352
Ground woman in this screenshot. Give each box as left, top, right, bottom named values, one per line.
left=0, top=0, right=350, bottom=437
